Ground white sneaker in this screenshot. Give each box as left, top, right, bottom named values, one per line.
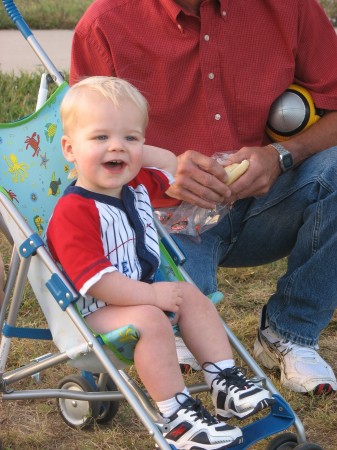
left=175, top=336, right=202, bottom=373
left=253, top=306, right=337, bottom=394
left=204, top=363, right=274, bottom=420
left=163, top=393, right=243, bottom=449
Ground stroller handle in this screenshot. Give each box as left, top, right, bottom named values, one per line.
left=2, top=0, right=65, bottom=85
left=2, top=0, right=32, bottom=38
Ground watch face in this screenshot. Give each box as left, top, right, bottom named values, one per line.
left=281, top=153, right=293, bottom=171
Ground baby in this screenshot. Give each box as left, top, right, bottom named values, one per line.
left=47, top=76, right=273, bottom=450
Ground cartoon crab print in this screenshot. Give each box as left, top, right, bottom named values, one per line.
left=25, top=131, right=40, bottom=157
left=44, top=123, right=57, bottom=143
left=3, top=154, right=29, bottom=183
left=6, top=189, right=19, bottom=203
left=0, top=186, right=18, bottom=203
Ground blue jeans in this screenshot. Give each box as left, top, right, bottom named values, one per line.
left=174, top=146, right=337, bottom=347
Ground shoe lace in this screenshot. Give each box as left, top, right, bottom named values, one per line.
left=202, top=362, right=253, bottom=391
left=175, top=393, right=218, bottom=425
left=276, top=340, right=319, bottom=359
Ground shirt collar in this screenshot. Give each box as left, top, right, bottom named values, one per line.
left=159, top=0, right=184, bottom=24
left=159, top=0, right=222, bottom=24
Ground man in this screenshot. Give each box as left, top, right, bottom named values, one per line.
left=70, top=0, right=337, bottom=394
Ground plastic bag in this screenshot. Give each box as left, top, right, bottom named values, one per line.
left=154, top=152, right=233, bottom=240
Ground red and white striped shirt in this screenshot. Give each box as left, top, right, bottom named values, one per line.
left=47, top=168, right=171, bottom=317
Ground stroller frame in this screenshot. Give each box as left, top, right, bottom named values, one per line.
left=0, top=1, right=320, bottom=449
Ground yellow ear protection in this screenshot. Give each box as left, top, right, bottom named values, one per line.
left=266, top=84, right=324, bottom=142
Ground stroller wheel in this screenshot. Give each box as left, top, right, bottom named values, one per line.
left=57, top=375, right=100, bottom=429
left=266, top=432, right=298, bottom=450
left=95, top=376, right=120, bottom=424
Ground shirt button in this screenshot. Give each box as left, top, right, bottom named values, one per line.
left=222, top=10, right=227, bottom=17
left=204, top=34, right=210, bottom=41
left=208, top=73, right=215, bottom=79
left=215, top=114, right=221, bottom=120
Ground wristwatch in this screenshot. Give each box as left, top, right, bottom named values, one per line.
left=269, top=143, right=294, bottom=173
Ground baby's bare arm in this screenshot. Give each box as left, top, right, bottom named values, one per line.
left=87, top=271, right=183, bottom=313
left=142, top=145, right=177, bottom=176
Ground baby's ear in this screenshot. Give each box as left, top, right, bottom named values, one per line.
left=61, top=135, right=75, bottom=162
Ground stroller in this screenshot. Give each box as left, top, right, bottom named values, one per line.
left=0, top=1, right=324, bottom=449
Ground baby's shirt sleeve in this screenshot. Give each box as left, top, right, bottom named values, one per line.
left=129, top=167, right=180, bottom=208
left=46, top=194, right=116, bottom=293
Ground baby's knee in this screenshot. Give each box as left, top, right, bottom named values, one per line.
left=140, top=305, right=172, bottom=329
left=136, top=305, right=174, bottom=342
left=180, top=282, right=212, bottom=309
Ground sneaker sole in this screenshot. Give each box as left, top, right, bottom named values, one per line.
left=162, top=435, right=244, bottom=449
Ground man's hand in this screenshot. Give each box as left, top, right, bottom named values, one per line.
left=223, top=145, right=281, bottom=202
left=165, top=147, right=281, bottom=207
left=165, top=150, right=232, bottom=209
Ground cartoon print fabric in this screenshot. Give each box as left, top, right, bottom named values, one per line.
left=0, top=83, right=70, bottom=235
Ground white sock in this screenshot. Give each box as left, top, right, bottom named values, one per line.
left=203, top=359, right=235, bottom=389
left=156, top=387, right=190, bottom=418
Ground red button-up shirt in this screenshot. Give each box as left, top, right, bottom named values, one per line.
left=70, top=0, right=337, bottom=157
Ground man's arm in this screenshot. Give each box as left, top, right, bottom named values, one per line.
left=220, top=111, right=337, bottom=202
left=70, top=21, right=115, bottom=85
left=279, top=111, right=337, bottom=165
left=164, top=110, right=337, bottom=208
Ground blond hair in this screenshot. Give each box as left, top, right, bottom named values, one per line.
left=61, top=76, right=149, bottom=134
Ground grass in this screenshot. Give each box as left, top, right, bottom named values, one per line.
left=0, top=71, right=60, bottom=123
left=0, top=0, right=92, bottom=30
left=0, top=225, right=336, bottom=449
left=321, top=0, right=337, bottom=25
left=1, top=1, right=337, bottom=449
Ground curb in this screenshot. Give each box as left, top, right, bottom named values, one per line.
left=0, top=29, right=73, bottom=74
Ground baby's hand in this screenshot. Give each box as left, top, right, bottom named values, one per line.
left=151, top=281, right=183, bottom=314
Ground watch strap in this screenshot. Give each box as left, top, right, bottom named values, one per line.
left=269, top=143, right=294, bottom=173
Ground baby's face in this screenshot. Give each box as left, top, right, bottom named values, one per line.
left=63, top=92, right=145, bottom=198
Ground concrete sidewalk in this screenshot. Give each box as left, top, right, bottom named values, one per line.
left=0, top=29, right=73, bottom=74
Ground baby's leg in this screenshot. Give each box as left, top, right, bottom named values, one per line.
left=177, top=283, right=274, bottom=419
left=85, top=304, right=185, bottom=402
left=176, top=282, right=232, bottom=365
